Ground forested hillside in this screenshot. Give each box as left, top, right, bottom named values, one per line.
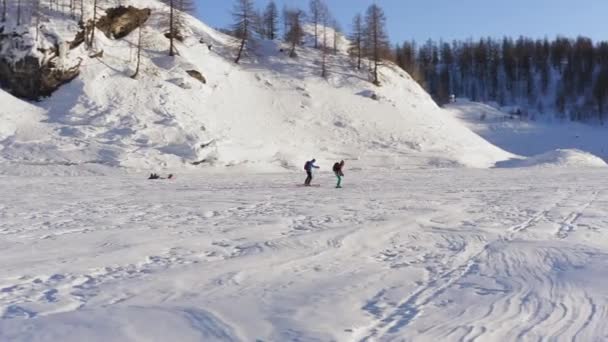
left=394, top=37, right=608, bottom=124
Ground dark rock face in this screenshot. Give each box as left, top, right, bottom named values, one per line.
left=0, top=26, right=82, bottom=100
left=70, top=27, right=86, bottom=49
left=40, top=60, right=81, bottom=97
left=0, top=55, right=81, bottom=100
left=0, top=56, right=40, bottom=99
left=0, top=6, right=149, bottom=100
left=164, top=31, right=184, bottom=42
left=96, top=6, right=151, bottom=39
left=186, top=70, right=207, bottom=84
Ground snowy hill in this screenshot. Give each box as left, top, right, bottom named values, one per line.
left=0, top=0, right=513, bottom=175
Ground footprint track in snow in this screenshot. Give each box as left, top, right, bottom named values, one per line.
left=0, top=249, right=201, bottom=319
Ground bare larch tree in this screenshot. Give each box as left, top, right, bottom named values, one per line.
left=160, top=0, right=194, bottom=56
left=131, top=16, right=148, bottom=78
left=349, top=13, right=364, bottom=70
left=284, top=8, right=304, bottom=58
left=1, top=0, right=6, bottom=23
left=364, top=4, right=389, bottom=85
left=232, top=0, right=255, bottom=64
left=308, top=0, right=323, bottom=49
left=263, top=0, right=278, bottom=40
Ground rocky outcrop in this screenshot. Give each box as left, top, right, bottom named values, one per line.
left=70, top=27, right=86, bottom=49
left=0, top=6, right=149, bottom=100
left=96, top=6, right=151, bottom=39
left=0, top=26, right=82, bottom=100
left=0, top=55, right=81, bottom=100
left=164, top=31, right=184, bottom=42
left=186, top=70, right=207, bottom=84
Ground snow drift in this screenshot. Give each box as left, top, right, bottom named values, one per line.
left=496, top=149, right=607, bottom=168
left=446, top=100, right=608, bottom=162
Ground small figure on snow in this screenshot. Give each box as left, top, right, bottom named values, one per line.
left=148, top=173, right=174, bottom=180
left=304, top=159, right=320, bottom=186
left=333, top=160, right=345, bottom=188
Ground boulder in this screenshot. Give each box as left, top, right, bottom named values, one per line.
left=186, top=70, right=206, bottom=84
left=164, top=31, right=185, bottom=42
left=96, top=6, right=151, bottom=39
left=0, top=48, right=81, bottom=100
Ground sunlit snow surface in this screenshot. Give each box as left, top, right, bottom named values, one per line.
left=1, top=169, right=608, bottom=341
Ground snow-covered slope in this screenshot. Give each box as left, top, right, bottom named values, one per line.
left=0, top=0, right=512, bottom=175
left=446, top=100, right=608, bottom=163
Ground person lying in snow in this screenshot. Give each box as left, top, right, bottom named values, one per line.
left=148, top=173, right=174, bottom=180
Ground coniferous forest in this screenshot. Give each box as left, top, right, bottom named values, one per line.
left=394, top=37, right=608, bottom=123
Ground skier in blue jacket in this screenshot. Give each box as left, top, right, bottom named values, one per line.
left=304, top=159, right=320, bottom=186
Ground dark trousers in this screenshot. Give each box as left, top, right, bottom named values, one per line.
left=304, top=171, right=312, bottom=185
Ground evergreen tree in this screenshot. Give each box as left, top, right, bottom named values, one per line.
left=439, top=42, right=454, bottom=102
left=593, top=67, right=608, bottom=124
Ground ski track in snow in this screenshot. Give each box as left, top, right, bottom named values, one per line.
left=1, top=169, right=608, bottom=341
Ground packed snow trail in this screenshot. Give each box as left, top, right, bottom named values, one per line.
left=1, top=169, right=608, bottom=341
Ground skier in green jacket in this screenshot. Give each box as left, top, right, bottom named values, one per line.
left=333, top=160, right=345, bottom=188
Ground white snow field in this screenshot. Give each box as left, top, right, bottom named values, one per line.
left=3, top=1, right=608, bottom=341
left=2, top=169, right=608, bottom=342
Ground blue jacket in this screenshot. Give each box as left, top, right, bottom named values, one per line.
left=305, top=161, right=319, bottom=172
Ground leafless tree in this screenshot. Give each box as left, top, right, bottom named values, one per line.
left=308, top=0, right=324, bottom=49
left=364, top=4, right=389, bottom=85
left=88, top=0, right=98, bottom=49
left=131, top=17, right=148, bottom=78
left=332, top=19, right=340, bottom=54
left=1, top=0, right=6, bottom=23
left=32, top=0, right=43, bottom=40
left=161, top=0, right=195, bottom=56
left=320, top=10, right=329, bottom=78
left=17, top=0, right=22, bottom=25
left=262, top=0, right=278, bottom=40
left=284, top=8, right=304, bottom=58
left=349, top=13, right=364, bottom=70
left=231, top=0, right=255, bottom=64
